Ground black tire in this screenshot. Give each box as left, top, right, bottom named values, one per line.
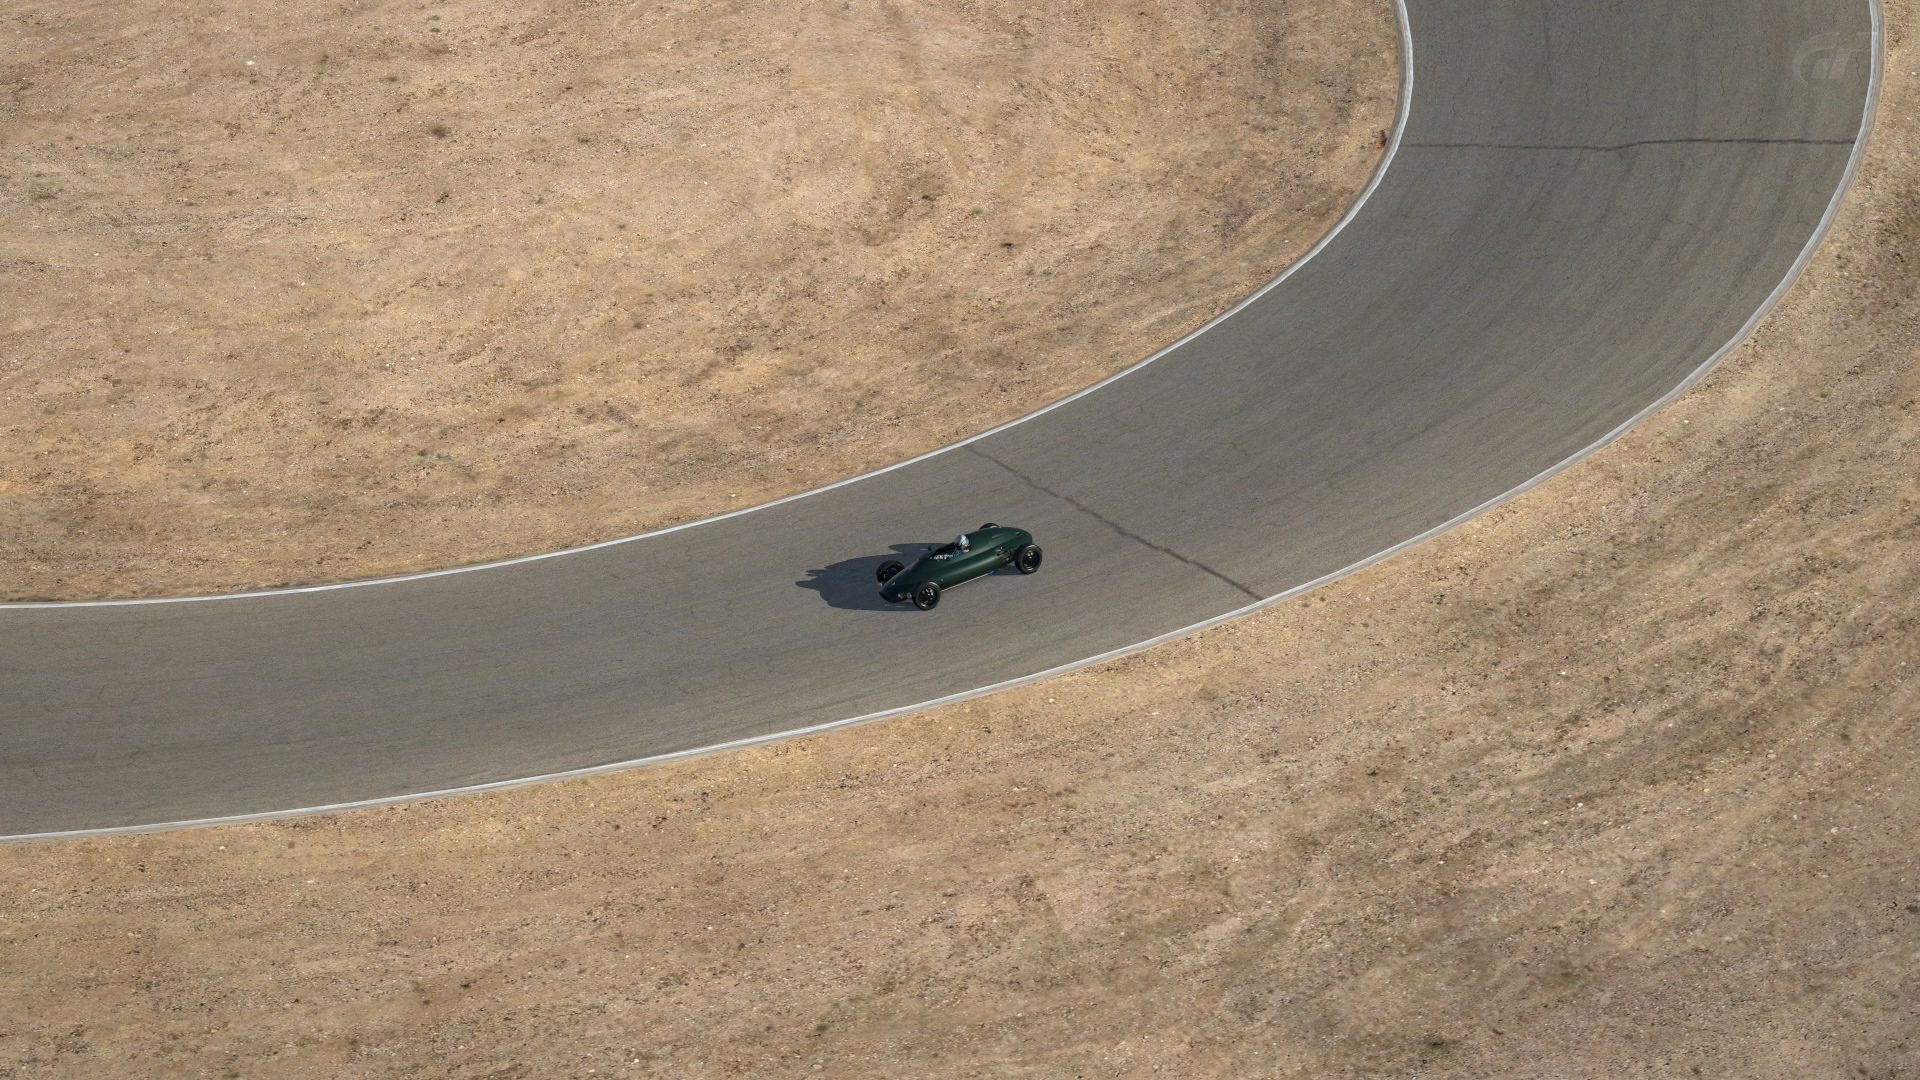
left=979, top=522, right=998, bottom=530
left=1015, top=544, right=1043, bottom=574
left=876, top=560, right=905, bottom=584
left=912, top=582, right=941, bottom=610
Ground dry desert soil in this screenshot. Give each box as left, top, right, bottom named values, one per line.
left=0, top=0, right=1393, bottom=600
left=6, top=1, right=1920, bottom=1079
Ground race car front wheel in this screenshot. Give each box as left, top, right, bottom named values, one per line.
left=913, top=582, right=941, bottom=610
left=1015, top=544, right=1043, bottom=574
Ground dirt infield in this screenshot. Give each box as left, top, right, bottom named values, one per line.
left=0, top=0, right=1394, bottom=600
left=6, top=3, right=1918, bottom=1079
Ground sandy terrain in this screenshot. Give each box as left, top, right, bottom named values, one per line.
left=4, top=6, right=1918, bottom=1080
left=0, top=0, right=1394, bottom=601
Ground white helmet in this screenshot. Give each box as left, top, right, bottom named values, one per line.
left=955, top=534, right=970, bottom=552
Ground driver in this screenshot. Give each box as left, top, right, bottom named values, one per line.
left=954, top=533, right=970, bottom=554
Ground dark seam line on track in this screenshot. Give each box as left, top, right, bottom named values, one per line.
left=1407, top=137, right=1854, bottom=151
left=966, top=445, right=1262, bottom=601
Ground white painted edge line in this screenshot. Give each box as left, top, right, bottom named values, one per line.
left=4, top=0, right=1881, bottom=842
left=4, top=7, right=1414, bottom=610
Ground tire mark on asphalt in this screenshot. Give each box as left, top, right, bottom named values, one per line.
left=1408, top=137, right=1855, bottom=151
left=967, top=445, right=1262, bottom=601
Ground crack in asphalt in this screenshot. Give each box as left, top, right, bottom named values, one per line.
left=1409, top=136, right=1854, bottom=152
left=968, top=446, right=1262, bottom=602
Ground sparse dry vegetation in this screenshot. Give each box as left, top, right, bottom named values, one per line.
left=3, top=1, right=1916, bottom=1077
left=0, top=0, right=1392, bottom=600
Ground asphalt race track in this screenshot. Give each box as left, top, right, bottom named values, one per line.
left=0, top=0, right=1880, bottom=837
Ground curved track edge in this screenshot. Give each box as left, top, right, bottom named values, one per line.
left=3, top=0, right=1882, bottom=841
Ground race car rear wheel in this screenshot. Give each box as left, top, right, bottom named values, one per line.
left=876, top=560, right=905, bottom=584
left=1015, top=544, right=1043, bottom=574
left=912, top=582, right=941, bottom=610
left=979, top=522, right=998, bottom=530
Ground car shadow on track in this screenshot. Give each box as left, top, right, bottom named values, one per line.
left=797, top=544, right=941, bottom=611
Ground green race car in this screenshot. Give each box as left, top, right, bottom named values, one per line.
left=876, top=523, right=1043, bottom=610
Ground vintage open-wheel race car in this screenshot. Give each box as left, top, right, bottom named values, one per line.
left=875, top=524, right=1042, bottom=610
